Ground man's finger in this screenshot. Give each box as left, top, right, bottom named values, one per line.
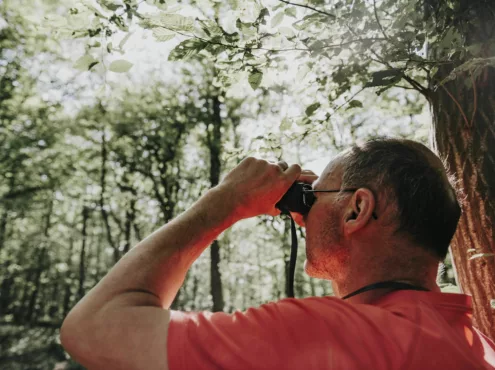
left=284, top=163, right=302, bottom=182
left=298, top=172, right=319, bottom=184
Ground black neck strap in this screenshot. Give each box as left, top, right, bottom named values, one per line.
left=287, top=216, right=298, bottom=298
left=341, top=280, right=429, bottom=300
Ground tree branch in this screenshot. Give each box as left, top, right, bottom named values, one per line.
left=401, top=74, right=429, bottom=96
left=373, top=0, right=389, bottom=41
left=277, top=0, right=336, bottom=18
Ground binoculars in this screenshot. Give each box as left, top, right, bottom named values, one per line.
left=275, top=182, right=315, bottom=215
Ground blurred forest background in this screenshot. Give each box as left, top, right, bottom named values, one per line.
left=1, top=0, right=493, bottom=368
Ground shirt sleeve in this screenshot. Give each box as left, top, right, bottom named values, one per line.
left=167, top=299, right=298, bottom=370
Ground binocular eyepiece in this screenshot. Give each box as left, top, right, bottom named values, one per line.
left=275, top=182, right=315, bottom=216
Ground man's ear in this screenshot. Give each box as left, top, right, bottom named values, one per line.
left=343, top=188, right=376, bottom=236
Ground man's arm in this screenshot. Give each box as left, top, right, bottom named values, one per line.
left=60, top=158, right=303, bottom=370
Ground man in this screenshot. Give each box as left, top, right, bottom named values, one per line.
left=60, top=138, right=495, bottom=369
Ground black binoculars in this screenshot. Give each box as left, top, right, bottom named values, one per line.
left=275, top=182, right=315, bottom=215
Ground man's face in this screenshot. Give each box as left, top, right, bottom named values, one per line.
left=304, top=158, right=350, bottom=281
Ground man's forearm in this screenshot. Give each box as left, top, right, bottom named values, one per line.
left=67, top=185, right=240, bottom=316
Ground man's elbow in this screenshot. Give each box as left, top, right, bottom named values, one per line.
left=60, top=311, right=101, bottom=368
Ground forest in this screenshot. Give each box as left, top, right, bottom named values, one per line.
left=0, top=0, right=493, bottom=368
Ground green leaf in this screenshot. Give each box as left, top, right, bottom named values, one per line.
left=469, top=253, right=495, bottom=261
left=155, top=13, right=194, bottom=32
left=309, top=40, right=325, bottom=52
left=110, top=14, right=129, bottom=31
left=279, top=117, right=291, bottom=130
left=73, top=55, right=98, bottom=71
left=347, top=100, right=363, bottom=109
left=168, top=39, right=207, bottom=61
left=305, top=102, right=320, bottom=116
left=119, top=32, right=133, bottom=49
left=96, top=0, right=121, bottom=11
left=284, top=7, right=297, bottom=17
left=152, top=27, right=175, bottom=42
left=145, top=0, right=169, bottom=10
left=366, top=69, right=403, bottom=88
left=109, top=59, right=134, bottom=73
left=81, top=0, right=106, bottom=18
left=248, top=69, right=263, bottom=90
left=296, top=64, right=311, bottom=81
left=257, top=8, right=270, bottom=24
left=271, top=12, right=284, bottom=28
left=279, top=27, right=295, bottom=38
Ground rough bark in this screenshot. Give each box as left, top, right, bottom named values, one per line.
left=430, top=66, right=495, bottom=340
left=428, top=0, right=495, bottom=340
left=208, top=95, right=225, bottom=312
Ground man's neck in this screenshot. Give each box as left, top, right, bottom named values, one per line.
left=332, top=276, right=441, bottom=305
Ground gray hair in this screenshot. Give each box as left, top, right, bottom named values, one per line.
left=340, top=138, right=461, bottom=260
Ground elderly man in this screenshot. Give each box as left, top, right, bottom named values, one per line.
left=60, top=138, right=495, bottom=369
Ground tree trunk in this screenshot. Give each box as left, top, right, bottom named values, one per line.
left=78, top=206, right=89, bottom=300
left=123, top=198, right=136, bottom=254
left=428, top=0, right=495, bottom=340
left=0, top=208, right=8, bottom=252
left=208, top=95, right=225, bottom=312
left=63, top=237, right=75, bottom=317
left=430, top=66, right=495, bottom=340
left=100, top=128, right=119, bottom=263
left=26, top=198, right=53, bottom=323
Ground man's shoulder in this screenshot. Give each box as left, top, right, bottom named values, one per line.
left=246, top=295, right=393, bottom=324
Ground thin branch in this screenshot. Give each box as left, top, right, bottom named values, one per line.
left=277, top=0, right=336, bottom=18
left=402, top=74, right=429, bottom=96
left=369, top=52, right=430, bottom=97
left=336, top=87, right=366, bottom=111
left=172, top=27, right=386, bottom=54
left=393, top=85, right=417, bottom=90
left=373, top=0, right=389, bottom=41
left=284, top=87, right=366, bottom=145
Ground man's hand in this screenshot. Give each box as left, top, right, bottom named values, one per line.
left=218, top=157, right=302, bottom=220
left=290, top=169, right=319, bottom=227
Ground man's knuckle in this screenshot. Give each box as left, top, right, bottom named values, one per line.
left=245, top=156, right=256, bottom=163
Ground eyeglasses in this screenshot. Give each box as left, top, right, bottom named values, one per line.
left=302, top=186, right=378, bottom=219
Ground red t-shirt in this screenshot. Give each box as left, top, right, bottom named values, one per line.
left=167, top=291, right=495, bottom=369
